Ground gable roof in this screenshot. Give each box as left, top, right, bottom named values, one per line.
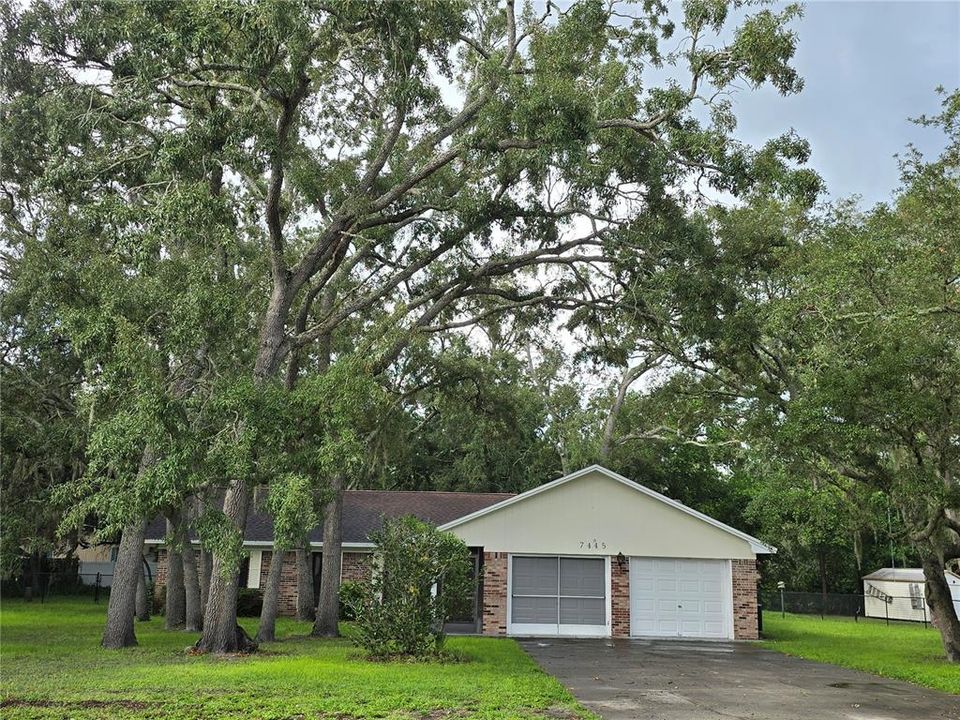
left=145, top=489, right=513, bottom=547
left=437, top=464, right=777, bottom=554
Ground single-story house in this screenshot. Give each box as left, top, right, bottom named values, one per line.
left=149, top=465, right=774, bottom=640
left=863, top=567, right=960, bottom=622
left=74, top=544, right=160, bottom=587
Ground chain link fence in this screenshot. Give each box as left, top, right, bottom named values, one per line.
left=765, top=590, right=938, bottom=627
left=2, top=570, right=116, bottom=604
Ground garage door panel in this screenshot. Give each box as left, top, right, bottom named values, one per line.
left=512, top=596, right=558, bottom=624
left=512, top=557, right=558, bottom=596
left=559, top=558, right=604, bottom=596
left=704, top=599, right=724, bottom=614
left=633, top=577, right=655, bottom=593
left=560, top=597, right=605, bottom=625
left=655, top=577, right=678, bottom=593
left=654, top=559, right=678, bottom=573
left=657, top=598, right=678, bottom=613
left=630, top=557, right=731, bottom=639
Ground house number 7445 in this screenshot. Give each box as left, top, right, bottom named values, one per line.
left=579, top=539, right=606, bottom=550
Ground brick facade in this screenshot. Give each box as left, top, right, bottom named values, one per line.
left=732, top=558, right=760, bottom=640
left=610, top=555, right=630, bottom=638
left=259, top=550, right=299, bottom=616
left=155, top=548, right=168, bottom=586
left=154, top=547, right=375, bottom=617
left=481, top=552, right=508, bottom=635
left=156, top=545, right=760, bottom=638
left=341, top=552, right=372, bottom=582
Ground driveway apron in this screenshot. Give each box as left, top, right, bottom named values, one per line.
left=520, top=638, right=960, bottom=720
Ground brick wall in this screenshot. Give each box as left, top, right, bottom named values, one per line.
left=341, top=552, right=372, bottom=582
left=732, top=558, right=759, bottom=640
left=482, top=552, right=508, bottom=635
left=610, top=556, right=630, bottom=638
left=155, top=549, right=167, bottom=586
left=259, top=550, right=299, bottom=616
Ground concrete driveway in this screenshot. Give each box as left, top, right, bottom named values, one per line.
left=520, top=638, right=960, bottom=720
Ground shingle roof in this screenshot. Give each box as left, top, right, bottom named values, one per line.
left=146, top=489, right=514, bottom=546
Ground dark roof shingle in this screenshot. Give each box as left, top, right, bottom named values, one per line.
left=147, top=489, right=513, bottom=545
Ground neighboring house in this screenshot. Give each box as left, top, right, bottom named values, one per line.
left=148, top=465, right=774, bottom=640
left=75, top=544, right=160, bottom=587
left=862, top=567, right=960, bottom=622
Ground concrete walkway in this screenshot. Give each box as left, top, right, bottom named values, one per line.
left=520, top=638, right=960, bottom=720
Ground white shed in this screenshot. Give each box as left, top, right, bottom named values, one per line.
left=862, top=568, right=960, bottom=622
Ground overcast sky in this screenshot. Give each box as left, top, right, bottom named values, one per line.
left=726, top=1, right=960, bottom=207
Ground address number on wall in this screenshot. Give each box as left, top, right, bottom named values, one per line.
left=579, top=539, right=607, bottom=550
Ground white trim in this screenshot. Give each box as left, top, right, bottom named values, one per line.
left=439, top=465, right=776, bottom=555
left=725, top=559, right=733, bottom=640
left=247, top=550, right=262, bottom=589
left=506, top=553, right=612, bottom=638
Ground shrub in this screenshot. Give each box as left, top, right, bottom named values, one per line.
left=353, top=515, right=471, bottom=659
left=237, top=587, right=263, bottom=616
left=339, top=579, right=365, bottom=620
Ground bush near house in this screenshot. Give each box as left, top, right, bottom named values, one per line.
left=339, top=579, right=365, bottom=621
left=353, top=516, right=472, bottom=659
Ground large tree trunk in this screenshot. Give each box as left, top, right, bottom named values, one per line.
left=102, top=517, right=148, bottom=648
left=195, top=478, right=256, bottom=653
left=199, top=548, right=212, bottom=613
left=923, top=554, right=960, bottom=662
left=313, top=476, right=344, bottom=637
left=135, top=561, right=150, bottom=621
left=196, top=282, right=291, bottom=654
left=164, top=515, right=186, bottom=630
left=295, top=547, right=315, bottom=621
left=182, top=546, right=203, bottom=632
left=257, top=550, right=286, bottom=642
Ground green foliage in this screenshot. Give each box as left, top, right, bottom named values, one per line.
left=338, top=579, right=365, bottom=621
left=354, top=517, right=471, bottom=659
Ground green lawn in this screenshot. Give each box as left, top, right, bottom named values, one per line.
left=761, top=612, right=960, bottom=695
left=0, top=597, right=593, bottom=719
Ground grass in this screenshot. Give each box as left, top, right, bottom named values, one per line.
left=761, top=611, right=960, bottom=695
left=0, top=597, right=593, bottom=719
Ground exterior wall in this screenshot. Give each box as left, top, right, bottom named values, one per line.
left=610, top=556, right=630, bottom=638
left=259, top=550, right=299, bottom=616
left=75, top=545, right=114, bottom=562
left=861, top=577, right=960, bottom=622
left=156, top=548, right=168, bottom=587
left=481, top=552, right=508, bottom=636
left=341, top=552, right=372, bottom=582
left=732, top=559, right=759, bottom=640
left=449, top=469, right=756, bottom=559
left=155, top=546, right=373, bottom=617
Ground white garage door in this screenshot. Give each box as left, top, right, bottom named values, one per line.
left=630, top=558, right=731, bottom=639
